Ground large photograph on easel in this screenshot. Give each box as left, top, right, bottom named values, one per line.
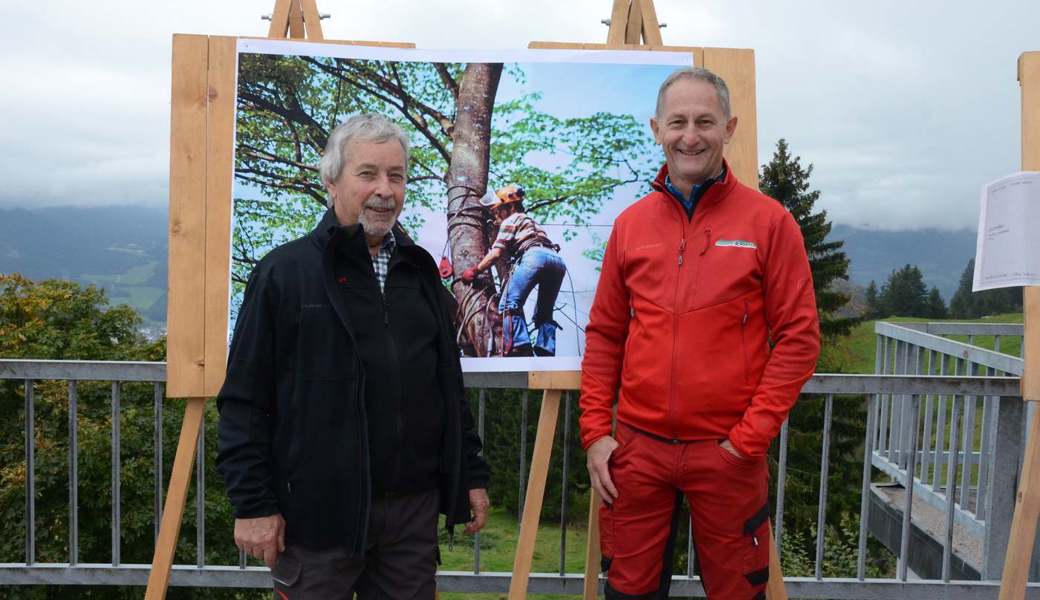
left=229, top=40, right=690, bottom=371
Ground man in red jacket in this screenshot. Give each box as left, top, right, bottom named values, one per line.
left=580, top=67, right=820, bottom=599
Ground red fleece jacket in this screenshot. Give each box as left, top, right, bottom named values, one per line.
left=579, top=162, right=820, bottom=458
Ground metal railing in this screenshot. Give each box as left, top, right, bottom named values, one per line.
left=871, top=322, right=1026, bottom=579
left=2, top=356, right=1039, bottom=598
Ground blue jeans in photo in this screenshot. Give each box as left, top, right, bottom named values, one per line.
left=498, top=247, right=567, bottom=356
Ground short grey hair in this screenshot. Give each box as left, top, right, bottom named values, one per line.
left=318, top=113, right=410, bottom=206
left=655, top=67, right=731, bottom=120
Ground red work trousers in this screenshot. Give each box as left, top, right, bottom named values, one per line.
left=599, top=423, right=770, bottom=599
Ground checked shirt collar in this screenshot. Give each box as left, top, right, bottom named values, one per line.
left=370, top=229, right=397, bottom=294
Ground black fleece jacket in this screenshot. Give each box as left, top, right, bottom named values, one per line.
left=216, top=209, right=489, bottom=552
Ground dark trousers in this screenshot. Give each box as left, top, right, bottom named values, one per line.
left=600, top=424, right=770, bottom=599
left=272, top=489, right=439, bottom=600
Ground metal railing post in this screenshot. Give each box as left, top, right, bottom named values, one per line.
left=25, top=379, right=35, bottom=566
left=815, top=395, right=834, bottom=579
left=475, top=389, right=486, bottom=574
left=982, top=395, right=1024, bottom=579
left=858, top=393, right=879, bottom=580
left=898, top=394, right=921, bottom=581
left=775, top=417, right=790, bottom=552
left=519, top=390, right=528, bottom=517
left=111, top=381, right=121, bottom=567
left=154, top=382, right=164, bottom=544
left=68, top=380, right=79, bottom=566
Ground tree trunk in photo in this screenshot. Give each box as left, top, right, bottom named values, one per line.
left=446, top=63, right=503, bottom=356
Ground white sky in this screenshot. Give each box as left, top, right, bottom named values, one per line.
left=1, top=0, right=1037, bottom=231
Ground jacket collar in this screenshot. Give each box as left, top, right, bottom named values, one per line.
left=311, top=207, right=416, bottom=251
left=651, top=159, right=737, bottom=209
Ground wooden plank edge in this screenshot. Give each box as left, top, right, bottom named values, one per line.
left=202, top=35, right=238, bottom=397
left=998, top=50, right=1039, bottom=600
left=236, top=35, right=415, bottom=48
left=144, top=398, right=206, bottom=599
left=166, top=34, right=210, bottom=399
left=299, top=0, right=325, bottom=41
left=527, top=370, right=581, bottom=391
left=1020, top=52, right=1039, bottom=402
left=607, top=0, right=630, bottom=46
left=507, top=390, right=561, bottom=599
left=702, top=47, right=758, bottom=188
left=529, top=40, right=704, bottom=53
left=624, top=0, right=644, bottom=45
left=287, top=0, right=305, bottom=39
left=583, top=492, right=603, bottom=599
left=267, top=0, right=293, bottom=39
left=638, top=0, right=664, bottom=46
left=767, top=529, right=788, bottom=600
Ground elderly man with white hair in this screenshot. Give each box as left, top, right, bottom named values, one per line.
left=216, top=113, right=490, bottom=600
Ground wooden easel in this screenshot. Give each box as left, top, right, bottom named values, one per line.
left=149, top=1, right=779, bottom=598
left=998, top=50, right=1040, bottom=600
left=509, top=2, right=787, bottom=599
left=143, top=2, right=326, bottom=598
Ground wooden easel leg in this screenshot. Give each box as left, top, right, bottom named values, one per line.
left=583, top=492, right=603, bottom=600
left=766, top=529, right=787, bottom=600
left=508, top=389, right=561, bottom=600
left=999, top=400, right=1040, bottom=599
left=144, top=398, right=207, bottom=600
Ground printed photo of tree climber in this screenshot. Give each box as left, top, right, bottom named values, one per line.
left=461, top=185, right=568, bottom=357
left=228, top=42, right=687, bottom=370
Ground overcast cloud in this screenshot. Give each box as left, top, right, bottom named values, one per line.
left=1, top=0, right=1036, bottom=230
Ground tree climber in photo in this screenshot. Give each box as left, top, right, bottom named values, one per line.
left=461, top=185, right=567, bottom=357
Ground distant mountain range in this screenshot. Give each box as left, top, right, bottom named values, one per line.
left=833, top=224, right=976, bottom=301
left=0, top=206, right=978, bottom=329
left=0, top=205, right=168, bottom=327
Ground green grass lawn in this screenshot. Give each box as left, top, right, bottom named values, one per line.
left=82, top=260, right=159, bottom=286
left=439, top=507, right=589, bottom=599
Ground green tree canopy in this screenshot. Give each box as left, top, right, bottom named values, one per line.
left=926, top=287, right=947, bottom=319
left=864, top=280, right=880, bottom=319
left=0, top=274, right=147, bottom=360
left=877, top=264, right=930, bottom=317
left=0, top=275, right=244, bottom=599
left=758, top=142, right=867, bottom=567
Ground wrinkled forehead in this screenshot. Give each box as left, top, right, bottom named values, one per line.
left=660, top=80, right=724, bottom=117
left=346, top=139, right=407, bottom=170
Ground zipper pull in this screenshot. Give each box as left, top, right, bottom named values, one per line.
left=742, top=300, right=750, bottom=325
left=383, top=299, right=390, bottom=326
left=678, top=238, right=686, bottom=266
left=700, top=228, right=712, bottom=255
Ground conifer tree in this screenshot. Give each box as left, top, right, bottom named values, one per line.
left=926, top=287, right=947, bottom=319
left=865, top=280, right=880, bottom=319
left=760, top=141, right=862, bottom=553
left=948, top=260, right=976, bottom=318
left=949, top=258, right=1023, bottom=318
left=760, top=139, right=856, bottom=339
left=879, top=264, right=929, bottom=317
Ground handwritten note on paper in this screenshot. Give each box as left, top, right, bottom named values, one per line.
left=973, top=172, right=1040, bottom=291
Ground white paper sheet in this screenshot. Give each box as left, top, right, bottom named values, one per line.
left=973, top=171, right=1040, bottom=291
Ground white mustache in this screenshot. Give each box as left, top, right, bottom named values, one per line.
left=364, top=201, right=395, bottom=211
